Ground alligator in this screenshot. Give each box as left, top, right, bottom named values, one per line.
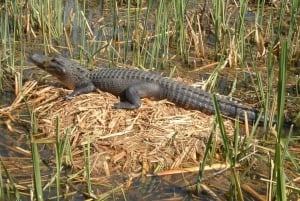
left=29, top=53, right=264, bottom=124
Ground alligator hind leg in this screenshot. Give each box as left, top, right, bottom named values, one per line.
left=113, top=83, right=161, bottom=110
left=113, top=87, right=142, bottom=109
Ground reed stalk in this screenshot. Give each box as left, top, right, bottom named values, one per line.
left=212, top=95, right=244, bottom=200
left=124, top=0, right=132, bottom=62
left=174, top=0, right=188, bottom=63
left=196, top=120, right=217, bottom=193
left=28, top=110, right=43, bottom=201
left=277, top=0, right=289, bottom=41
left=236, top=0, right=248, bottom=67
left=0, top=157, right=21, bottom=200
left=149, top=0, right=170, bottom=68
left=212, top=0, right=225, bottom=59
left=54, top=117, right=67, bottom=198
left=84, top=136, right=92, bottom=196
left=274, top=41, right=288, bottom=201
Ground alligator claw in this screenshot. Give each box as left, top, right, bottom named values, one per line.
left=113, top=102, right=138, bottom=110
left=63, top=94, right=74, bottom=100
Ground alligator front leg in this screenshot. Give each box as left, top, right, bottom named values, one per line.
left=113, top=83, right=161, bottom=110
left=64, top=83, right=96, bottom=100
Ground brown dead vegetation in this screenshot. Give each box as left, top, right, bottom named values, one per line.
left=2, top=81, right=235, bottom=178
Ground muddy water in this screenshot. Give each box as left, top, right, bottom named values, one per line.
left=0, top=0, right=299, bottom=200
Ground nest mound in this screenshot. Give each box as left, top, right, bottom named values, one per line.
left=22, top=81, right=234, bottom=177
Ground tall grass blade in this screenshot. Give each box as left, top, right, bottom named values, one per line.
left=276, top=0, right=288, bottom=41
left=29, top=111, right=43, bottom=201
left=236, top=0, right=248, bottom=67
left=124, top=0, right=132, bottom=62
left=212, top=95, right=231, bottom=160
left=55, top=117, right=70, bottom=199
left=212, top=95, right=244, bottom=200
left=0, top=160, right=3, bottom=199
left=196, top=119, right=218, bottom=193
left=0, top=157, right=21, bottom=200
left=84, top=136, right=92, bottom=196
left=274, top=41, right=288, bottom=201
left=150, top=0, right=170, bottom=68
left=212, top=0, right=225, bottom=59
left=174, top=0, right=188, bottom=63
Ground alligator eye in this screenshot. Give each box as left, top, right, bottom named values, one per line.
left=51, top=58, right=63, bottom=65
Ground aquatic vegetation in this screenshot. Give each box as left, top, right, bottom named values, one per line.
left=0, top=0, right=299, bottom=200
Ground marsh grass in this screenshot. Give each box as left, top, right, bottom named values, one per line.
left=212, top=0, right=225, bottom=59
left=0, top=157, right=21, bottom=200
left=196, top=119, right=218, bottom=193
left=236, top=0, right=248, bottom=67
left=0, top=0, right=299, bottom=200
left=174, top=0, right=188, bottom=63
left=203, top=58, right=228, bottom=92
left=83, top=135, right=92, bottom=196
left=54, top=117, right=71, bottom=198
left=212, top=95, right=243, bottom=200
left=28, top=109, right=43, bottom=200
left=274, top=41, right=288, bottom=201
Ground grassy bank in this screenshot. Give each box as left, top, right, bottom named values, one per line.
left=0, top=0, right=299, bottom=200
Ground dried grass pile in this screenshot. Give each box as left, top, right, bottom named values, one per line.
left=22, top=81, right=234, bottom=177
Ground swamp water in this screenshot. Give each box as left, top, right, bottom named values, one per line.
left=0, top=0, right=299, bottom=200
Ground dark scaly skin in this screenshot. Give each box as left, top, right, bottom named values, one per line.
left=29, top=54, right=263, bottom=123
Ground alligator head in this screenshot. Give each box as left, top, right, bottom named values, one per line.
left=28, top=54, right=91, bottom=90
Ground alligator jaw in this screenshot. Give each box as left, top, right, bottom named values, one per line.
left=28, top=54, right=47, bottom=69
left=28, top=54, right=66, bottom=74
left=29, top=54, right=95, bottom=94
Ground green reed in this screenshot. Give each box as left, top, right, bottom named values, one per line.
left=255, top=0, right=265, bottom=25
left=265, top=51, right=276, bottom=130
left=203, top=58, right=228, bottom=92
left=173, top=0, right=188, bottom=63
left=138, top=1, right=151, bottom=67
left=236, top=0, right=248, bottom=67
left=149, top=0, right=170, bottom=68
left=26, top=102, right=71, bottom=200
left=1, top=0, right=300, bottom=200
left=83, top=135, right=92, bottom=196
left=131, top=0, right=144, bottom=66
left=196, top=119, right=218, bottom=193
left=40, top=2, right=51, bottom=52
left=1, top=1, right=25, bottom=92
left=212, top=0, right=226, bottom=59
left=274, top=41, right=288, bottom=201
left=251, top=27, right=276, bottom=131
left=212, top=95, right=244, bottom=200
left=54, top=117, right=71, bottom=199
left=0, top=2, right=9, bottom=57
left=197, top=93, right=256, bottom=200
left=54, top=0, right=63, bottom=36
left=29, top=1, right=50, bottom=52
left=0, top=59, right=2, bottom=91
left=287, top=0, right=300, bottom=58
left=124, top=0, right=132, bottom=62
left=0, top=158, right=3, bottom=199
left=108, top=0, right=120, bottom=63
left=0, top=4, right=7, bottom=88
left=0, top=157, right=21, bottom=200
left=252, top=2, right=272, bottom=130
left=277, top=0, right=289, bottom=41
left=76, top=0, right=87, bottom=60
left=28, top=110, right=43, bottom=201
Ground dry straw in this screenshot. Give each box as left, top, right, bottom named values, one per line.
left=2, top=81, right=235, bottom=177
